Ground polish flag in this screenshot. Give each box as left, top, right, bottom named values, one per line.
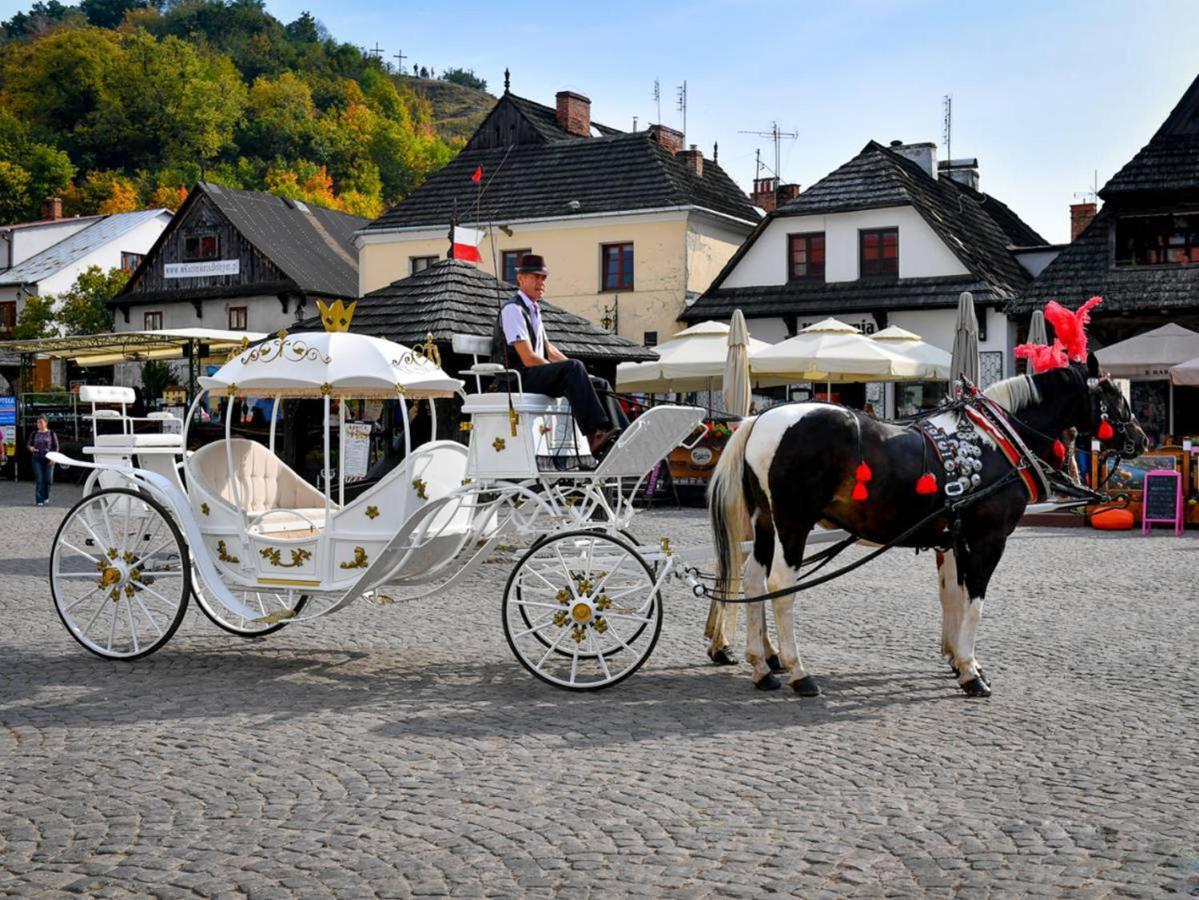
left=451, top=226, right=484, bottom=263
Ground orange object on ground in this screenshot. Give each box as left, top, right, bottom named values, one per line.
left=1090, top=508, right=1135, bottom=530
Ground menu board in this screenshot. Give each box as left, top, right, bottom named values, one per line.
left=342, top=422, right=372, bottom=482
left=1143, top=471, right=1181, bottom=524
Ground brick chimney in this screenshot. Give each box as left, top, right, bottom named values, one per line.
left=41, top=197, right=63, bottom=221
left=648, top=124, right=684, bottom=155
left=679, top=144, right=703, bottom=178
left=1070, top=202, right=1097, bottom=240
left=776, top=183, right=801, bottom=205
left=889, top=140, right=937, bottom=179
left=555, top=91, right=591, bottom=137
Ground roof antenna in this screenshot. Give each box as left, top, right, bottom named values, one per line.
left=942, top=94, right=952, bottom=176
left=676, top=80, right=687, bottom=138
left=713, top=141, right=718, bottom=163
left=1074, top=169, right=1100, bottom=204
left=738, top=122, right=797, bottom=180
left=652, top=78, right=661, bottom=123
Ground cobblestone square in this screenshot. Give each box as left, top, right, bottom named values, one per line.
left=1, top=480, right=1195, bottom=897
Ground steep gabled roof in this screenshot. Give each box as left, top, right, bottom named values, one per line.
left=363, top=130, right=758, bottom=231
left=200, top=183, right=367, bottom=298
left=296, top=259, right=655, bottom=362
left=1005, top=206, right=1199, bottom=314
left=1101, top=73, right=1199, bottom=198
left=684, top=141, right=1033, bottom=322
left=0, top=209, right=168, bottom=286
left=497, top=93, right=622, bottom=145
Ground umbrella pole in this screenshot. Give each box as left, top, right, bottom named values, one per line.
left=1169, top=383, right=1175, bottom=438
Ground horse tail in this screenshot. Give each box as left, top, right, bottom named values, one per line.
left=708, top=415, right=758, bottom=603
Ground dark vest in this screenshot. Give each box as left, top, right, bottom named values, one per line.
left=490, top=294, right=538, bottom=373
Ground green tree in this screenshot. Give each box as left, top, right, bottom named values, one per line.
left=139, top=358, right=173, bottom=401
left=54, top=265, right=128, bottom=335
left=440, top=67, right=486, bottom=91
left=0, top=160, right=32, bottom=223
left=81, top=0, right=154, bottom=28
left=239, top=72, right=317, bottom=160
left=11, top=294, right=56, bottom=340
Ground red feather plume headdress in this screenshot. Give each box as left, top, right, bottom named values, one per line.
left=1014, top=296, right=1103, bottom=372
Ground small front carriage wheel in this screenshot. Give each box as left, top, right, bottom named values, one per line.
left=503, top=530, right=662, bottom=690
left=50, top=488, right=190, bottom=660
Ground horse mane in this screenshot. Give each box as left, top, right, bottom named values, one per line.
left=982, top=374, right=1041, bottom=412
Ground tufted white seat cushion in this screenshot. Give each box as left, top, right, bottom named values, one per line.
left=191, top=439, right=328, bottom=519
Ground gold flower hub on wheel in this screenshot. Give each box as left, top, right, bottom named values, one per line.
left=570, top=601, right=592, bottom=624
left=99, top=566, right=122, bottom=587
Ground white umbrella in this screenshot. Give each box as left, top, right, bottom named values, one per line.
left=199, top=330, right=463, bottom=398
left=1095, top=323, right=1199, bottom=379
left=870, top=326, right=952, bottom=379
left=1170, top=355, right=1199, bottom=386
left=950, top=291, right=980, bottom=387
left=722, top=310, right=752, bottom=417
left=1027, top=309, right=1049, bottom=347
left=616, top=320, right=771, bottom=392
left=751, top=318, right=928, bottom=383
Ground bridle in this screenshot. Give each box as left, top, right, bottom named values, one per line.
left=1087, top=376, right=1142, bottom=460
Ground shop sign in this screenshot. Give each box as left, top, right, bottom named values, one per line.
left=164, top=260, right=240, bottom=279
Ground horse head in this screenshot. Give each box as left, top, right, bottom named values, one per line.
left=1082, top=353, right=1147, bottom=459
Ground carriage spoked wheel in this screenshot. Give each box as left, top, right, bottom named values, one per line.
left=514, top=529, right=652, bottom=660
left=191, top=578, right=309, bottom=638
left=50, top=488, right=190, bottom=660
left=503, top=531, right=662, bottom=690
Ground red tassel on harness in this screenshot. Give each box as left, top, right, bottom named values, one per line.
left=915, top=473, right=938, bottom=495
left=1098, top=419, right=1114, bottom=441
left=852, top=481, right=869, bottom=501
left=1052, top=439, right=1066, bottom=462
left=855, top=462, right=873, bottom=483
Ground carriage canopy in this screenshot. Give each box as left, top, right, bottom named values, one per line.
left=198, top=331, right=464, bottom=399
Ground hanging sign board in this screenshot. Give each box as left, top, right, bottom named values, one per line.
left=0, top=397, right=15, bottom=457
left=164, top=260, right=240, bottom=279
left=342, top=422, right=371, bottom=482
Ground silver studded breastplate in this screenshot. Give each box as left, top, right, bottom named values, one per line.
left=920, top=415, right=985, bottom=498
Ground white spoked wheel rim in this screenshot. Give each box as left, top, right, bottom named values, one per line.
left=503, top=531, right=662, bottom=691
left=50, top=488, right=190, bottom=660
left=191, top=576, right=309, bottom=638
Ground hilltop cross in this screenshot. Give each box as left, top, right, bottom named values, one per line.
left=370, top=42, right=384, bottom=59
left=394, top=49, right=408, bottom=72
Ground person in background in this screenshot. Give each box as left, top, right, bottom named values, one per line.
left=28, top=415, right=58, bottom=506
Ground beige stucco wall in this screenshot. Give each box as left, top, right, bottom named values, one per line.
left=358, top=209, right=754, bottom=347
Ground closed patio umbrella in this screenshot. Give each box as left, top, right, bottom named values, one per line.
left=722, top=310, right=752, bottom=418
left=1027, top=309, right=1048, bottom=348
left=950, top=291, right=980, bottom=387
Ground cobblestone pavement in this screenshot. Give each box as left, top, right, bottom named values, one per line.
left=1, top=479, right=1196, bottom=898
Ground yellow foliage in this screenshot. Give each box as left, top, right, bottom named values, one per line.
left=96, top=175, right=139, bottom=214
left=149, top=184, right=189, bottom=210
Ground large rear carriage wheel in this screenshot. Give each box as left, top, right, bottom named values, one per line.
left=50, top=488, right=190, bottom=660
left=502, top=531, right=662, bottom=690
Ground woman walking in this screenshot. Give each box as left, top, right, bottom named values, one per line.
left=28, top=415, right=58, bottom=506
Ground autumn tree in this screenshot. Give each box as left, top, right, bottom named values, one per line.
left=54, top=266, right=129, bottom=335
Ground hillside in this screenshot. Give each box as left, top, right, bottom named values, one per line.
left=400, top=76, right=494, bottom=144
left=0, top=2, right=494, bottom=225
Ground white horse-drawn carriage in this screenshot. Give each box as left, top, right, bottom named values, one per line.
left=48, top=327, right=704, bottom=690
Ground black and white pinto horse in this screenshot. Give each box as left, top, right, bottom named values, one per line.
left=707, top=359, right=1146, bottom=697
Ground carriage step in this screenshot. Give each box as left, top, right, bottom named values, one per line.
left=253, top=608, right=299, bottom=624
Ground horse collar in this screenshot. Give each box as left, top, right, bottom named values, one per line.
left=964, top=398, right=1051, bottom=503
left=920, top=418, right=986, bottom=500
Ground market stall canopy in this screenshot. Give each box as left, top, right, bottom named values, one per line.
left=870, top=326, right=952, bottom=379
left=615, top=320, right=771, bottom=392
left=197, top=330, right=463, bottom=399
left=751, top=318, right=931, bottom=383
left=1095, top=323, right=1199, bottom=379
left=0, top=328, right=267, bottom=367
left=1168, top=354, right=1199, bottom=386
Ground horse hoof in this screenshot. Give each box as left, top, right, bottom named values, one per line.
left=961, top=677, right=991, bottom=698
left=766, top=653, right=786, bottom=673
left=977, top=668, right=988, bottom=684
left=755, top=673, right=781, bottom=691
left=708, top=648, right=738, bottom=666
left=791, top=675, right=821, bottom=697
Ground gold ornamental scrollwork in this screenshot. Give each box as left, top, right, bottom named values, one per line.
left=492, top=437, right=506, bottom=452
left=339, top=546, right=369, bottom=570
left=200, top=502, right=210, bottom=516
left=319, top=382, right=333, bottom=397
left=391, top=332, right=442, bottom=371
left=239, top=334, right=332, bottom=367
left=259, top=546, right=312, bottom=568
left=217, top=540, right=240, bottom=564
left=365, top=505, right=380, bottom=519
left=412, top=478, right=427, bottom=501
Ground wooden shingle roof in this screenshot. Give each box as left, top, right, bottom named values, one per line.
left=1101, top=73, right=1199, bottom=199
left=683, top=141, right=1035, bottom=322
left=295, top=259, right=656, bottom=362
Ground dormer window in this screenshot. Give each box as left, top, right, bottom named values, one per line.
left=788, top=233, right=825, bottom=282
left=1115, top=214, right=1199, bottom=266
left=184, top=234, right=219, bottom=261
left=860, top=228, right=898, bottom=278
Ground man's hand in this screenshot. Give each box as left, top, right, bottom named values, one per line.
left=545, top=339, right=567, bottom=363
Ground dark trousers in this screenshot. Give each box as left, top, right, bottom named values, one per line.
left=32, top=456, right=53, bottom=504
left=520, top=360, right=613, bottom=436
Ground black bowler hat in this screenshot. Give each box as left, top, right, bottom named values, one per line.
left=517, top=254, right=548, bottom=274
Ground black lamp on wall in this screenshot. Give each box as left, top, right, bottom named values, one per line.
left=600, top=295, right=619, bottom=333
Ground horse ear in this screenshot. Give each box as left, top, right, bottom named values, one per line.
left=1086, top=352, right=1100, bottom=379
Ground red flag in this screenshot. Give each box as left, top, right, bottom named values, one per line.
left=471, top=165, right=483, bottom=184
left=451, top=226, right=484, bottom=263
